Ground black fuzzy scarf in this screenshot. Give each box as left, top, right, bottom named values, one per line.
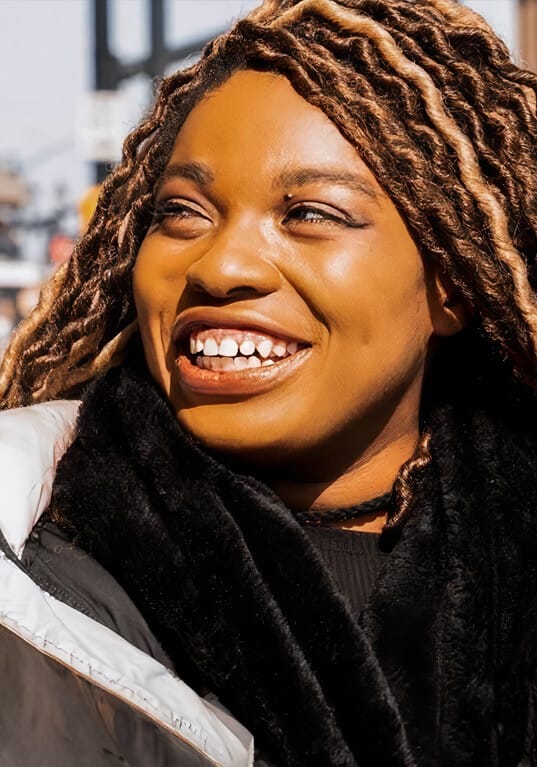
left=50, top=352, right=537, bottom=766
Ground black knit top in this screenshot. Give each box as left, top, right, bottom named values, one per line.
left=305, top=527, right=388, bottom=619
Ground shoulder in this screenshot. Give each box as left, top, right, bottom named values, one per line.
left=0, top=399, right=80, bottom=558
left=0, top=400, right=254, bottom=765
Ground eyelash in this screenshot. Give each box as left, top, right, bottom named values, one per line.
left=152, top=200, right=366, bottom=230
left=283, top=204, right=361, bottom=228
left=153, top=201, right=204, bottom=222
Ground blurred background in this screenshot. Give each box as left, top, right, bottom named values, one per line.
left=0, top=0, right=535, bottom=355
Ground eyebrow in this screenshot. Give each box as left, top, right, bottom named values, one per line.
left=273, top=165, right=381, bottom=201
left=157, top=160, right=380, bottom=202
left=157, top=161, right=214, bottom=191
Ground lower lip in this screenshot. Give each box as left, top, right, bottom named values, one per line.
left=175, top=349, right=311, bottom=396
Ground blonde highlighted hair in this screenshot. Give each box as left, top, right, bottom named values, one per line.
left=1, top=1, right=536, bottom=521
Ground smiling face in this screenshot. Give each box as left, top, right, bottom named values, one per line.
left=134, top=70, right=448, bottom=487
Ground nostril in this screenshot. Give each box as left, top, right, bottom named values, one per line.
left=224, top=285, right=262, bottom=299
left=186, top=275, right=276, bottom=302
left=186, top=280, right=259, bottom=302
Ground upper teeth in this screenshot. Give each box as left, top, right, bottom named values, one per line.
left=220, top=338, right=238, bottom=357
left=188, top=328, right=300, bottom=360
left=240, top=339, right=256, bottom=356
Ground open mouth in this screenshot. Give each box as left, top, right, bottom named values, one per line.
left=178, top=325, right=308, bottom=373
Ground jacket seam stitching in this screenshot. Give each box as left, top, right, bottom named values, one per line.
left=0, top=605, right=214, bottom=759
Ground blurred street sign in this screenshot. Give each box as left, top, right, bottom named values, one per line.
left=76, top=90, right=127, bottom=162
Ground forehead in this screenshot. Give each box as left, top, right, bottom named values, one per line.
left=165, top=69, right=383, bottom=195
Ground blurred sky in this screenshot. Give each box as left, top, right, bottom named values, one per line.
left=0, top=0, right=520, bottom=256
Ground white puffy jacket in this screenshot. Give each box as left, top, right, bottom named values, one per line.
left=0, top=401, right=254, bottom=767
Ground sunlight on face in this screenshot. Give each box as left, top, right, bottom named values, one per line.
left=134, top=70, right=439, bottom=481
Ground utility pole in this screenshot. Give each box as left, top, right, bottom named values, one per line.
left=93, top=0, right=117, bottom=182
left=520, top=0, right=537, bottom=71
left=92, top=0, right=223, bottom=182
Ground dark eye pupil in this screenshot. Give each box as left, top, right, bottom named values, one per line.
left=171, top=205, right=191, bottom=216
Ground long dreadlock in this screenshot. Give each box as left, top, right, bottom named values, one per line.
left=1, top=0, right=536, bottom=525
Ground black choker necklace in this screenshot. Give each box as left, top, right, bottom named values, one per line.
left=294, top=491, right=393, bottom=526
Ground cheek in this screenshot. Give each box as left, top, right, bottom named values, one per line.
left=133, top=242, right=181, bottom=389
left=323, top=249, right=430, bottom=341
left=324, top=247, right=433, bottom=397
left=370, top=233, right=431, bottom=333
left=133, top=249, right=161, bottom=346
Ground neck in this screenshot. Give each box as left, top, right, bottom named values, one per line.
left=267, top=428, right=419, bottom=514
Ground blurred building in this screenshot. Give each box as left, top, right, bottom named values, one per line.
left=520, top=0, right=537, bottom=70
left=0, top=169, right=30, bottom=213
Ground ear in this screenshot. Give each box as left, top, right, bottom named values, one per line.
left=426, top=269, right=471, bottom=337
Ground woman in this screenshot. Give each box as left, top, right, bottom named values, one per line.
left=0, top=0, right=536, bottom=764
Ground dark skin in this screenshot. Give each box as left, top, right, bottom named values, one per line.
left=134, top=71, right=465, bottom=532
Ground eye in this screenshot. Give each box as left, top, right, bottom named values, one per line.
left=152, top=199, right=212, bottom=237
left=283, top=203, right=365, bottom=229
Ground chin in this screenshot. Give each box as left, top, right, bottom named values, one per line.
left=175, top=405, right=305, bottom=466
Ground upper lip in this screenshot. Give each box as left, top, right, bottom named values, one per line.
left=172, top=307, right=312, bottom=347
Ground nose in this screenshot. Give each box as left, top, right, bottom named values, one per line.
left=185, top=219, right=281, bottom=300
